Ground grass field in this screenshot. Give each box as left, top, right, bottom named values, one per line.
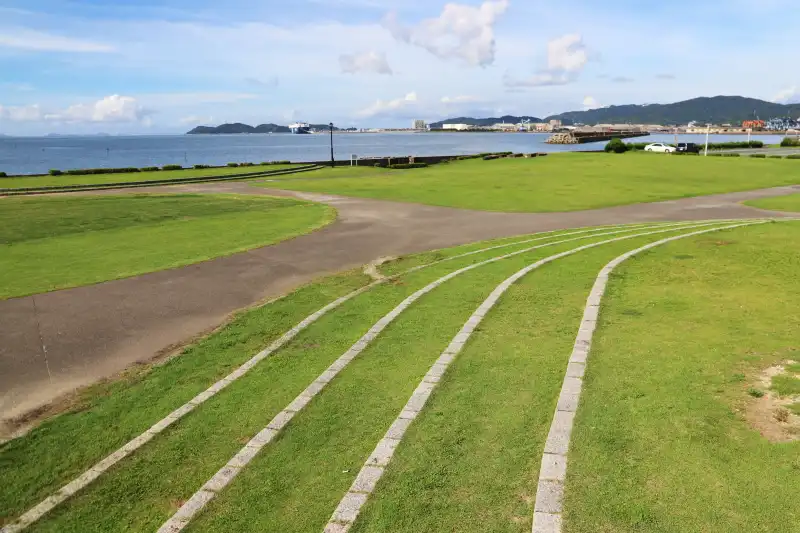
left=746, top=193, right=800, bottom=212
left=0, top=194, right=334, bottom=299
left=2, top=219, right=797, bottom=533
left=263, top=154, right=800, bottom=212
left=0, top=164, right=298, bottom=189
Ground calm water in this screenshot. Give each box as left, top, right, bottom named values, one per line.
left=0, top=132, right=786, bottom=175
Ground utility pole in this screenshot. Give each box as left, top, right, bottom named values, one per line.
left=329, top=123, right=335, bottom=167
left=704, top=124, right=710, bottom=156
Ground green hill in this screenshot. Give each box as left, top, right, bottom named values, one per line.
left=545, top=96, right=800, bottom=125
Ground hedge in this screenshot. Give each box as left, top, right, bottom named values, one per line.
left=787, top=154, right=800, bottom=159
left=162, top=165, right=183, bottom=171
left=769, top=155, right=784, bottom=159
left=64, top=167, right=140, bottom=176
left=723, top=153, right=741, bottom=157
left=605, top=138, right=628, bottom=153
left=749, top=154, right=767, bottom=158
left=194, top=164, right=212, bottom=169
left=141, top=167, right=160, bottom=172
left=625, top=140, right=765, bottom=151
left=780, top=137, right=800, bottom=147
left=49, top=170, right=63, bottom=176
left=0, top=172, right=6, bottom=178
left=227, top=163, right=240, bottom=167
left=388, top=163, right=429, bottom=169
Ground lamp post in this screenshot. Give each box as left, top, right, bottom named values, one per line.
left=329, top=123, right=335, bottom=167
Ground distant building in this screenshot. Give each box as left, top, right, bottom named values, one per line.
left=742, top=119, right=766, bottom=130
left=532, top=122, right=553, bottom=132
left=549, top=119, right=562, bottom=127
left=442, top=123, right=472, bottom=131
left=412, top=119, right=427, bottom=130
left=492, top=122, right=518, bottom=131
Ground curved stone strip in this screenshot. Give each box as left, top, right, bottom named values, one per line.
left=531, top=219, right=768, bottom=533
left=156, top=223, right=694, bottom=533
left=321, top=220, right=748, bottom=533
left=0, top=223, right=669, bottom=533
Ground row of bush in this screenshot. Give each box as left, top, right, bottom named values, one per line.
left=43, top=161, right=293, bottom=177
left=780, top=137, right=800, bottom=147
left=387, top=163, right=429, bottom=169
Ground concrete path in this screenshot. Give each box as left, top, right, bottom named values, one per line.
left=1, top=181, right=797, bottom=423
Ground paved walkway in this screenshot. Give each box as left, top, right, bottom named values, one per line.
left=1, top=181, right=797, bottom=422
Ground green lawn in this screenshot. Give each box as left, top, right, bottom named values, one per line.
left=263, top=154, right=800, bottom=212
left=0, top=164, right=298, bottom=189
left=746, top=193, right=800, bottom=212
left=0, top=194, right=334, bottom=299
left=3, top=220, right=798, bottom=533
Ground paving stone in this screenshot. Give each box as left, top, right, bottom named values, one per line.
left=426, top=363, right=448, bottom=379
left=544, top=411, right=575, bottom=455
left=91, top=448, right=130, bottom=473
left=398, top=409, right=418, bottom=420
left=203, top=465, right=240, bottom=492
left=317, top=370, right=339, bottom=383
left=534, top=480, right=564, bottom=514
left=249, top=427, right=278, bottom=447
left=540, top=453, right=567, bottom=482
left=331, top=492, right=369, bottom=523
left=190, top=389, right=216, bottom=404
left=367, top=438, right=399, bottom=467
left=148, top=416, right=175, bottom=435
left=168, top=403, right=196, bottom=420
left=304, top=380, right=326, bottom=397
left=323, top=523, right=351, bottom=533
left=532, top=511, right=563, bottom=533
left=582, top=305, right=599, bottom=322
left=161, top=490, right=216, bottom=531
left=566, top=362, right=585, bottom=379
left=405, top=382, right=435, bottom=412
left=122, top=432, right=154, bottom=453
left=58, top=469, right=102, bottom=497
left=386, top=417, right=413, bottom=440
left=562, top=376, right=583, bottom=394
left=227, top=445, right=261, bottom=468
left=557, top=391, right=581, bottom=412
left=267, top=410, right=295, bottom=431
left=351, top=466, right=384, bottom=493
left=437, top=351, right=457, bottom=365
left=286, top=393, right=313, bottom=413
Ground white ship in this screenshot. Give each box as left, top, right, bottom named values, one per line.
left=289, top=122, right=312, bottom=134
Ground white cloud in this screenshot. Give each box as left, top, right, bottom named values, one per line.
left=441, top=95, right=479, bottom=104
left=610, top=76, right=634, bottom=83
left=504, top=71, right=571, bottom=88
left=383, top=0, right=508, bottom=67
left=1, top=95, right=150, bottom=124
left=546, top=34, right=588, bottom=73
left=0, top=104, right=43, bottom=122
left=179, top=115, right=215, bottom=125
left=46, top=95, right=149, bottom=123
left=504, top=33, right=590, bottom=88
left=339, top=51, right=393, bottom=75
left=0, top=28, right=114, bottom=52
left=583, top=96, right=601, bottom=110
left=773, top=86, right=799, bottom=104
left=357, top=91, right=418, bottom=117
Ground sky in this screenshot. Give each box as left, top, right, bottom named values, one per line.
left=0, top=0, right=798, bottom=135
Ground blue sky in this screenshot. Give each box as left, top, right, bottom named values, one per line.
left=1, top=0, right=798, bottom=135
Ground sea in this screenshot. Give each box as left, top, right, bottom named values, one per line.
left=0, top=132, right=787, bottom=176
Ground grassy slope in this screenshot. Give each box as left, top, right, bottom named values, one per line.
left=566, top=222, right=800, bottom=532
left=4, top=222, right=798, bottom=533
left=0, top=194, right=334, bottom=299
left=264, top=154, right=800, bottom=212
left=0, top=227, right=640, bottom=531
left=746, top=192, right=800, bottom=212
left=0, top=164, right=297, bottom=189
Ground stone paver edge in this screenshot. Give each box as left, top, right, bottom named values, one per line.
left=321, top=219, right=751, bottom=533
left=530, top=219, right=771, bottom=533
left=154, top=222, right=699, bottom=533
left=0, top=221, right=666, bottom=533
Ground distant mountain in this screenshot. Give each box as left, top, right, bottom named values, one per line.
left=545, top=96, right=800, bottom=126
left=187, top=123, right=342, bottom=134
left=429, top=115, right=543, bottom=128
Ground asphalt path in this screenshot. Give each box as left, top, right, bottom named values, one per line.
left=1, top=181, right=797, bottom=428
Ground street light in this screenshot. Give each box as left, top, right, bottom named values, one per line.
left=329, top=123, right=335, bottom=167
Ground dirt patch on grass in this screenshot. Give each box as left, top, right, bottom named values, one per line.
left=744, top=361, right=800, bottom=443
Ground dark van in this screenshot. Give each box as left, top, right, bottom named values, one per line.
left=677, top=142, right=700, bottom=153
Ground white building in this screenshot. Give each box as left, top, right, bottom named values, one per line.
left=412, top=119, right=427, bottom=130
left=442, top=123, right=472, bottom=131
left=492, top=122, right=518, bottom=131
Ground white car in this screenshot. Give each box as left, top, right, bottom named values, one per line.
left=644, top=142, right=676, bottom=153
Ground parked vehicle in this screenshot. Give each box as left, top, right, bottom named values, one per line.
left=677, top=142, right=700, bottom=153
left=645, top=143, right=676, bottom=153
